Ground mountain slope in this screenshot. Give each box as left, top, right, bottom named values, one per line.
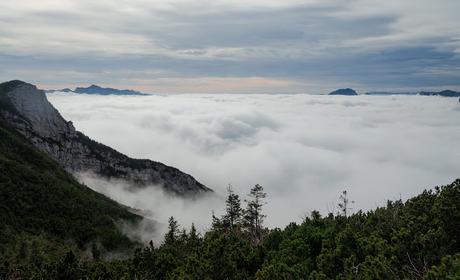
left=0, top=80, right=211, bottom=195
left=0, top=117, right=141, bottom=253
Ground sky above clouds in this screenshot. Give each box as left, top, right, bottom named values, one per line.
left=1, top=0, right=460, bottom=93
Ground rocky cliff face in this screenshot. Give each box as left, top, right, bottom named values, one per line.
left=0, top=80, right=211, bottom=195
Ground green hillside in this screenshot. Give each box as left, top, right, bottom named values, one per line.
left=0, top=118, right=141, bottom=261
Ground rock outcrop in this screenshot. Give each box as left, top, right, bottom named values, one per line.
left=0, top=80, right=211, bottom=195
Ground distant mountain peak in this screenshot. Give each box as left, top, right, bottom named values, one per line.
left=328, top=88, right=358, bottom=96
left=73, top=84, right=148, bottom=95
left=419, top=90, right=460, bottom=97
left=46, top=84, right=150, bottom=95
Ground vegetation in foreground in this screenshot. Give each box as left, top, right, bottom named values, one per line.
left=1, top=175, right=460, bottom=279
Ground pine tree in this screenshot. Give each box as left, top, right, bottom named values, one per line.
left=188, top=223, right=201, bottom=251
left=165, top=216, right=179, bottom=245
left=189, top=223, right=199, bottom=242
left=179, top=228, right=188, bottom=244
left=338, top=190, right=354, bottom=217
left=223, top=185, right=243, bottom=231
left=211, top=211, right=223, bottom=231
left=243, top=184, right=267, bottom=244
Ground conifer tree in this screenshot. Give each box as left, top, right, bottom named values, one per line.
left=223, top=185, right=243, bottom=231
left=189, top=223, right=199, bottom=242
left=179, top=228, right=188, bottom=243
left=211, top=211, right=223, bottom=231
left=165, top=216, right=179, bottom=245
left=243, top=184, right=267, bottom=244
left=188, top=223, right=200, bottom=251
left=338, top=190, right=354, bottom=217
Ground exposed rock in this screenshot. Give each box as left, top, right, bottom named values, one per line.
left=328, top=88, right=358, bottom=96
left=0, top=80, right=211, bottom=195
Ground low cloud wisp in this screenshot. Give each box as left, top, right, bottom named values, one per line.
left=76, top=172, right=221, bottom=244
left=48, top=93, right=460, bottom=235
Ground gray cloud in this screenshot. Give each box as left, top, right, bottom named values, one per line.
left=1, top=0, right=460, bottom=92
left=48, top=93, right=460, bottom=230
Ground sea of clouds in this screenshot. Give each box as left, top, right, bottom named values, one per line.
left=47, top=93, right=460, bottom=240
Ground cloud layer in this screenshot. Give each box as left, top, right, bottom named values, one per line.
left=47, top=93, right=460, bottom=231
left=1, top=0, right=460, bottom=92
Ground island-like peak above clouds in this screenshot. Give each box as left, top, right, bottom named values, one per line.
left=328, top=88, right=460, bottom=97
left=0, top=80, right=211, bottom=195
left=328, top=88, right=358, bottom=96
left=46, top=84, right=150, bottom=95
left=419, top=90, right=460, bottom=97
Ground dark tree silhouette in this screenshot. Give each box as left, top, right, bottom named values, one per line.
left=223, top=185, right=243, bottom=231
left=338, top=190, right=354, bottom=217
left=243, top=184, right=267, bottom=244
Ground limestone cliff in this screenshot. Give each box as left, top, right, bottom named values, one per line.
left=0, top=80, right=211, bottom=195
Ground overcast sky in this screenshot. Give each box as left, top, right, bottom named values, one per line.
left=1, top=0, right=460, bottom=93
